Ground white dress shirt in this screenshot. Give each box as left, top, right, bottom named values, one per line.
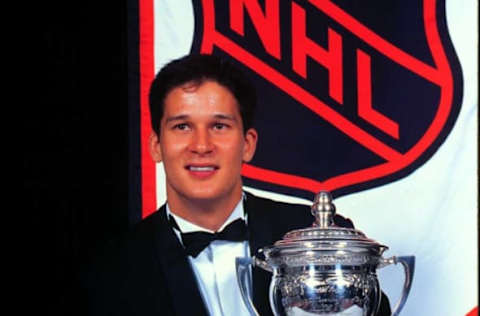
left=166, top=197, right=252, bottom=316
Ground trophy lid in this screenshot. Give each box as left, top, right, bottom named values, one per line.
left=266, top=191, right=387, bottom=262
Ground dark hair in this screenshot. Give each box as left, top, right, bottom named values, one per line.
left=149, top=54, right=257, bottom=134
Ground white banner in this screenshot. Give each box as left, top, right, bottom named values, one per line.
left=146, top=1, right=478, bottom=315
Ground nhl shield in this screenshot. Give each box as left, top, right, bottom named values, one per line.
left=188, top=0, right=463, bottom=200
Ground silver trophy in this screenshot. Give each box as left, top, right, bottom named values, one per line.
left=236, top=191, right=414, bottom=316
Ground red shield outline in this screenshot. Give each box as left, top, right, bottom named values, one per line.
left=195, top=0, right=460, bottom=194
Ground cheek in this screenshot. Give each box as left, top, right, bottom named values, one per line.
left=160, top=136, right=187, bottom=157
left=219, top=140, right=246, bottom=162
left=160, top=144, right=184, bottom=177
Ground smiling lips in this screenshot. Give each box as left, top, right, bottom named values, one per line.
left=186, top=165, right=219, bottom=179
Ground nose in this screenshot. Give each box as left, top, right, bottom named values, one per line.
left=188, top=128, right=214, bottom=155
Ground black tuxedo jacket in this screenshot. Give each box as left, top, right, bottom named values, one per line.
left=78, top=192, right=391, bottom=316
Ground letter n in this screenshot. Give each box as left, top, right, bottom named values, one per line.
left=230, top=0, right=281, bottom=59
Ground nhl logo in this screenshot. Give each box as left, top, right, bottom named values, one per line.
left=190, top=0, right=463, bottom=199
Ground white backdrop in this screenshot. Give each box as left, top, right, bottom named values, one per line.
left=150, top=1, right=478, bottom=315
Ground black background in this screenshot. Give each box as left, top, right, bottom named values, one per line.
left=28, top=2, right=130, bottom=314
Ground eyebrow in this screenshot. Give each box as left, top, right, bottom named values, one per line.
left=164, top=113, right=238, bottom=123
left=165, top=114, right=189, bottom=124
left=213, top=114, right=237, bottom=122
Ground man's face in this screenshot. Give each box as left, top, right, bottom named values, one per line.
left=149, top=80, right=257, bottom=204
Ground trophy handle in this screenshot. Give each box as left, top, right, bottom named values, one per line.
left=379, top=256, right=415, bottom=316
left=236, top=257, right=260, bottom=316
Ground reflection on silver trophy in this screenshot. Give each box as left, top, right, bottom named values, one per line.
left=236, top=191, right=415, bottom=316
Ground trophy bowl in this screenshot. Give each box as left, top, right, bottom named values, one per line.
left=237, top=191, right=414, bottom=316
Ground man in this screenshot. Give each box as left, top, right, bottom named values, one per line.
left=80, top=54, right=391, bottom=316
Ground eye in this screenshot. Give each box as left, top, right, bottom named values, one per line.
left=213, top=123, right=229, bottom=130
left=173, top=123, right=190, bottom=131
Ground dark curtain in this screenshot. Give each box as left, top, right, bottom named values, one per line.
left=27, top=2, right=131, bottom=314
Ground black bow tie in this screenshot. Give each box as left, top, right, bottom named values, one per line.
left=169, top=216, right=249, bottom=258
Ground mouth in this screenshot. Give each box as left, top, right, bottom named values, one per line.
left=187, top=166, right=217, bottom=172
left=185, top=164, right=219, bottom=178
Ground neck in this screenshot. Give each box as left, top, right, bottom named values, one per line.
left=166, top=188, right=244, bottom=231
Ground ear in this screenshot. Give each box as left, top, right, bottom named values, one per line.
left=149, top=132, right=163, bottom=163
left=242, top=128, right=258, bottom=163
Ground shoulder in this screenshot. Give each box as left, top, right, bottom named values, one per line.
left=80, top=207, right=169, bottom=283
left=82, top=210, right=161, bottom=270
left=77, top=208, right=172, bottom=314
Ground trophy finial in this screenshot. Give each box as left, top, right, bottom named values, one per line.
left=311, top=191, right=336, bottom=227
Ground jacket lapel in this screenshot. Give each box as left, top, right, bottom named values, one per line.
left=152, top=206, right=209, bottom=316
left=245, top=193, right=275, bottom=316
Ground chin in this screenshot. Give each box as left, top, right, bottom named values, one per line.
left=183, top=186, right=238, bottom=202
left=188, top=190, right=225, bottom=201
